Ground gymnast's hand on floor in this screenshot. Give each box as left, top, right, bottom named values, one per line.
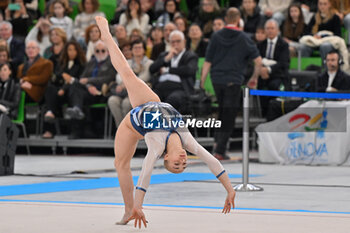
left=222, top=190, right=236, bottom=214
left=127, top=207, right=148, bottom=228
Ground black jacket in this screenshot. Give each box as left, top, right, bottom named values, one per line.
left=149, top=50, right=198, bottom=95
left=317, top=70, right=350, bottom=92
left=240, top=6, right=264, bottom=34
left=0, top=78, right=21, bottom=119
left=186, top=38, right=208, bottom=58
left=258, top=36, right=290, bottom=90
left=9, top=37, right=25, bottom=71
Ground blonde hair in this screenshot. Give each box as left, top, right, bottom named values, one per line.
left=312, top=0, right=336, bottom=35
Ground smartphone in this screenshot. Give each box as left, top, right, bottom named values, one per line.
left=8, top=3, right=21, bottom=11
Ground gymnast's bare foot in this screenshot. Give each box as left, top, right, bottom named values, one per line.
left=95, top=16, right=110, bottom=41
left=116, top=212, right=133, bottom=225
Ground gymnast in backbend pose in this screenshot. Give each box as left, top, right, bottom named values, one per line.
left=95, top=16, right=236, bottom=229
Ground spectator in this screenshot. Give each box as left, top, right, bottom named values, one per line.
left=140, top=0, right=156, bottom=23
left=84, top=24, right=101, bottom=61
left=331, top=0, right=350, bottom=47
left=174, top=15, right=188, bottom=36
left=108, top=39, right=153, bottom=128
left=110, top=0, right=128, bottom=25
left=0, top=62, right=20, bottom=119
left=49, top=0, right=73, bottom=40
left=150, top=22, right=177, bottom=60
left=113, top=24, right=128, bottom=45
left=0, top=45, right=10, bottom=65
left=186, top=23, right=208, bottom=57
left=4, top=0, right=31, bottom=41
left=65, top=40, right=116, bottom=138
left=200, top=7, right=262, bottom=160
left=294, top=0, right=318, bottom=24
left=17, top=40, right=53, bottom=103
left=119, top=0, right=150, bottom=36
left=156, top=0, right=181, bottom=27
left=282, top=3, right=307, bottom=57
left=240, top=0, right=264, bottom=36
left=317, top=50, right=350, bottom=92
left=300, top=0, right=342, bottom=61
left=73, top=0, right=105, bottom=43
left=0, top=21, right=24, bottom=73
left=129, top=28, right=145, bottom=42
left=259, top=0, right=293, bottom=26
left=257, top=19, right=290, bottom=116
left=42, top=40, right=86, bottom=139
left=150, top=30, right=198, bottom=113
left=146, top=25, right=163, bottom=58
left=212, top=17, right=225, bottom=32
left=253, top=24, right=266, bottom=43
left=119, top=40, right=133, bottom=60
left=25, top=17, right=52, bottom=56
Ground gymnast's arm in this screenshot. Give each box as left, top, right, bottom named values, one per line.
left=180, top=129, right=236, bottom=212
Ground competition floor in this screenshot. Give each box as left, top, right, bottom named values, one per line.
left=1, top=153, right=350, bottom=233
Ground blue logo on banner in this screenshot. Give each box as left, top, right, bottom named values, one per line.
left=143, top=110, right=162, bottom=129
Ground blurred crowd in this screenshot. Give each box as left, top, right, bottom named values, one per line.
left=0, top=0, right=350, bottom=140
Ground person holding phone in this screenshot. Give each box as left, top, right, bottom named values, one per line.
left=4, top=0, right=31, bottom=41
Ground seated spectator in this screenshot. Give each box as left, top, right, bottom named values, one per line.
left=191, top=0, right=224, bottom=39
left=107, top=39, right=153, bottom=128
left=113, top=24, right=128, bottom=45
left=0, top=21, right=24, bottom=74
left=174, top=15, right=188, bottom=36
left=156, top=0, right=181, bottom=27
left=259, top=0, right=293, bottom=26
left=331, top=0, right=350, bottom=47
left=140, top=0, right=156, bottom=22
left=149, top=30, right=198, bottom=113
left=129, top=28, right=145, bottom=42
left=42, top=40, right=86, bottom=139
left=300, top=0, right=342, bottom=61
left=25, top=17, right=52, bottom=57
left=150, top=22, right=177, bottom=60
left=65, top=40, right=116, bottom=138
left=17, top=40, right=53, bottom=103
left=282, top=3, right=307, bottom=57
left=0, top=62, right=20, bottom=119
left=240, top=0, right=264, bottom=36
left=317, top=50, right=350, bottom=92
left=119, top=40, right=133, bottom=60
left=253, top=24, right=267, bottom=43
left=84, top=24, right=101, bottom=61
left=186, top=23, right=208, bottom=57
left=4, top=0, right=31, bottom=41
left=49, top=0, right=73, bottom=40
left=146, top=25, right=163, bottom=58
left=119, top=0, right=150, bottom=36
left=73, top=0, right=105, bottom=43
left=212, top=17, right=225, bottom=33
left=294, top=0, right=318, bottom=24
left=257, top=19, right=289, bottom=115
left=0, top=45, right=10, bottom=65
left=110, top=0, right=128, bottom=25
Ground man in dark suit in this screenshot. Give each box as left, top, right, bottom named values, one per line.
left=318, top=50, right=350, bottom=92
left=149, top=30, right=198, bottom=113
left=0, top=21, right=25, bottom=73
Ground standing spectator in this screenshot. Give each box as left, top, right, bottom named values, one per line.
left=174, top=15, right=188, bottom=36
left=25, top=17, right=52, bottom=56
left=108, top=39, right=153, bottom=128
left=300, top=0, right=342, bottom=60
left=200, top=8, right=262, bottom=160
left=4, top=0, right=31, bottom=41
left=212, top=17, right=225, bottom=32
left=49, top=0, right=73, bottom=40
left=282, top=3, right=307, bottom=57
left=156, top=0, right=181, bottom=27
left=191, top=0, right=224, bottom=39
left=119, top=0, right=150, bottom=36
left=113, top=24, right=128, bottom=45
left=150, top=22, right=177, bottom=60
left=317, top=50, right=350, bottom=92
left=84, top=24, right=101, bottom=61
left=240, top=0, right=264, bottom=36
left=259, top=0, right=293, bottom=26
left=65, top=40, right=116, bottom=138
left=42, top=40, right=86, bottom=139
left=73, top=0, right=105, bottom=43
left=186, top=24, right=208, bottom=57
left=0, top=21, right=25, bottom=73
left=0, top=62, right=20, bottom=119
left=17, top=40, right=54, bottom=103
left=150, top=30, right=198, bottom=113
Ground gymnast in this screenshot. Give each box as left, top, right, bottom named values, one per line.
left=95, top=16, right=236, bottom=229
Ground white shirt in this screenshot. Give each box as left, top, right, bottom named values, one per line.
left=326, top=71, right=336, bottom=91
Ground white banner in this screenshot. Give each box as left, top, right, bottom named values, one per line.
left=256, top=100, right=350, bottom=165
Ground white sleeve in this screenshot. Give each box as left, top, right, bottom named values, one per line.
left=179, top=129, right=225, bottom=178
left=136, top=131, right=167, bottom=192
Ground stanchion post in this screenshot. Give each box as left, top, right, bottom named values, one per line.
left=234, top=87, right=263, bottom=192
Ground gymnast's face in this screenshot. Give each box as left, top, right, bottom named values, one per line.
left=164, top=148, right=188, bottom=174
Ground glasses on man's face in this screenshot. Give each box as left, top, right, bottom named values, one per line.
left=95, top=49, right=106, bottom=54
left=170, top=39, right=182, bottom=44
